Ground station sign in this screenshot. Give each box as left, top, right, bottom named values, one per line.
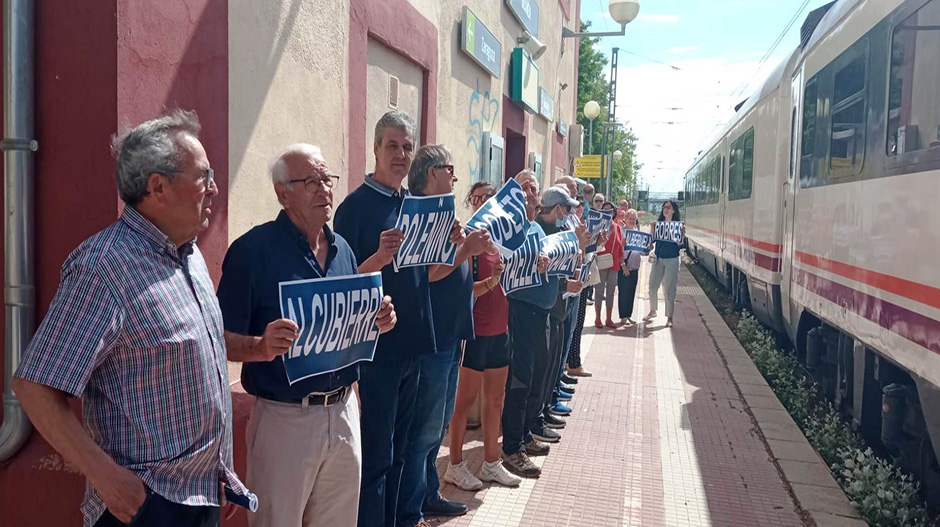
left=556, top=120, right=568, bottom=137
left=461, top=7, right=502, bottom=78
left=511, top=47, right=540, bottom=113
left=573, top=155, right=602, bottom=179
left=539, top=88, right=554, bottom=121
left=506, top=0, right=540, bottom=38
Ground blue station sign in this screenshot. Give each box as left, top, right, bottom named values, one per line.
left=539, top=87, right=554, bottom=121
left=461, top=7, right=502, bottom=78
left=506, top=0, right=540, bottom=38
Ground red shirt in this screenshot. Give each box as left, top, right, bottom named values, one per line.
left=599, top=222, right=625, bottom=270
left=472, top=251, right=509, bottom=336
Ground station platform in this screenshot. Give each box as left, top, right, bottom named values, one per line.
left=432, top=265, right=822, bottom=527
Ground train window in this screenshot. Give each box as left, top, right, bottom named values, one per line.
left=729, top=128, right=754, bottom=200
left=800, top=78, right=818, bottom=187
left=829, top=41, right=868, bottom=177
left=887, top=0, right=940, bottom=162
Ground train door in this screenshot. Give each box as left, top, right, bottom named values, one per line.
left=781, top=69, right=802, bottom=331
left=719, top=143, right=728, bottom=253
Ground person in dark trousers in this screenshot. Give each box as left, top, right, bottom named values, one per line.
left=500, top=170, right=552, bottom=479
left=618, top=209, right=643, bottom=326
left=396, top=144, right=489, bottom=527
left=217, top=144, right=397, bottom=527
left=531, top=187, right=584, bottom=445
left=333, top=110, right=463, bottom=527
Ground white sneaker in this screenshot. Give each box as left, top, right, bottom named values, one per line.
left=443, top=460, right=483, bottom=491
left=478, top=459, right=522, bottom=487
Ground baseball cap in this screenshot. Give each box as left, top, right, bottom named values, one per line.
left=541, top=187, right=580, bottom=208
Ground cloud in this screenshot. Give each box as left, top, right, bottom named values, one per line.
left=609, top=54, right=788, bottom=193
left=666, top=46, right=699, bottom=54
left=637, top=14, right=680, bottom=23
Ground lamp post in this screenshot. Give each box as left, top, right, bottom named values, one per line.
left=610, top=149, right=623, bottom=199
left=583, top=100, right=600, bottom=153
left=562, top=0, right=640, bottom=38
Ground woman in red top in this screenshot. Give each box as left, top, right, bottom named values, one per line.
left=445, top=182, right=523, bottom=490
left=594, top=201, right=624, bottom=328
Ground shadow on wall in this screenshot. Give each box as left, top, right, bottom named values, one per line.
left=227, top=0, right=304, bottom=187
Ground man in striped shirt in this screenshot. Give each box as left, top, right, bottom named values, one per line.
left=13, top=110, right=249, bottom=527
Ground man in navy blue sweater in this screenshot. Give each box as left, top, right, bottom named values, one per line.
left=334, top=110, right=463, bottom=527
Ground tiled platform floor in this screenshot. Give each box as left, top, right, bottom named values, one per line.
left=431, top=266, right=805, bottom=527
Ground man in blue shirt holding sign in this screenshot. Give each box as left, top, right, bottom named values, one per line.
left=217, top=144, right=397, bottom=527
left=334, top=111, right=466, bottom=527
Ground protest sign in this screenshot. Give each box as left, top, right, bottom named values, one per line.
left=279, top=272, right=384, bottom=384
left=394, top=194, right=457, bottom=269
left=584, top=209, right=615, bottom=253
left=654, top=221, right=684, bottom=244
left=564, top=253, right=595, bottom=298
left=542, top=230, right=580, bottom=277
left=623, top=228, right=653, bottom=254
left=465, top=179, right=530, bottom=252
left=565, top=212, right=581, bottom=231
left=501, top=232, right=543, bottom=294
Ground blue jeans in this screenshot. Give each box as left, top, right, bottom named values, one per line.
left=425, top=345, right=462, bottom=505
left=396, top=345, right=459, bottom=526
left=358, top=357, right=419, bottom=527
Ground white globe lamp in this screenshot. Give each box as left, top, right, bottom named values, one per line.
left=609, top=0, right=640, bottom=26
left=613, top=150, right=623, bottom=161
left=583, top=100, right=601, bottom=121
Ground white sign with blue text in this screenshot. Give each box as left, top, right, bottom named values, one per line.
left=465, top=178, right=531, bottom=252
left=564, top=253, right=594, bottom=299
left=394, top=194, right=457, bottom=269
left=585, top=208, right=614, bottom=253
left=279, top=272, right=384, bottom=385
left=623, top=229, right=652, bottom=254
left=654, top=221, right=684, bottom=244
left=501, top=232, right=543, bottom=294
left=542, top=230, right=580, bottom=277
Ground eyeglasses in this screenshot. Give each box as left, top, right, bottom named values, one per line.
left=470, top=192, right=495, bottom=206
left=288, top=173, right=340, bottom=191
left=435, top=164, right=455, bottom=175
left=200, top=168, right=214, bottom=189
left=592, top=198, right=604, bottom=203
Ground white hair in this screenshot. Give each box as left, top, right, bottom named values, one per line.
left=270, top=143, right=324, bottom=185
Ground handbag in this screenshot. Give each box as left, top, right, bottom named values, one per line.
left=586, top=260, right=601, bottom=287
left=596, top=252, right=614, bottom=269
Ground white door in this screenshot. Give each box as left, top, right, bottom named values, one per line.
left=781, top=69, right=802, bottom=330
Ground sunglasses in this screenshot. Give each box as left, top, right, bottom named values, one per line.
left=470, top=192, right=495, bottom=205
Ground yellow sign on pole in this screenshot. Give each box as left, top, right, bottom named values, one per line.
left=573, top=155, right=602, bottom=179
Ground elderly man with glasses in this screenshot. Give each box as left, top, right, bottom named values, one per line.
left=13, top=110, right=250, bottom=527
left=217, top=144, right=397, bottom=527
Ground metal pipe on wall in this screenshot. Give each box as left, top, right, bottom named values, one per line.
left=0, top=0, right=36, bottom=462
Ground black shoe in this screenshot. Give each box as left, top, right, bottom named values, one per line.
left=543, top=412, right=567, bottom=429
left=532, top=424, right=561, bottom=443
left=558, top=384, right=575, bottom=395
left=561, top=373, right=578, bottom=385
left=422, top=496, right=468, bottom=517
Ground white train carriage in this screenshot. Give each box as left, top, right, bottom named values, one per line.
left=685, top=0, right=940, bottom=504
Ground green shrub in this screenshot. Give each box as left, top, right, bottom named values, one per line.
left=804, top=403, right=858, bottom=466
left=833, top=447, right=926, bottom=527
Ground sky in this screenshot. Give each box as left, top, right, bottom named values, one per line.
left=580, top=0, right=833, bottom=192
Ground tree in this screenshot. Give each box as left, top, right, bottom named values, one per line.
left=576, top=21, right=641, bottom=202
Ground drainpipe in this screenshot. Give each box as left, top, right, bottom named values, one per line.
left=0, top=0, right=36, bottom=462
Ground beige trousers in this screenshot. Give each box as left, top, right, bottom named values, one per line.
left=246, top=391, right=361, bottom=527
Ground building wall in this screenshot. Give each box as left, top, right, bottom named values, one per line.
left=227, top=0, right=351, bottom=241
left=0, top=1, right=581, bottom=525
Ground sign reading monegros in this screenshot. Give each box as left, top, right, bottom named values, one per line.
left=506, top=0, right=540, bottom=38
left=461, top=7, right=501, bottom=78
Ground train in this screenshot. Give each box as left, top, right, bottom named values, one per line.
left=682, top=0, right=940, bottom=507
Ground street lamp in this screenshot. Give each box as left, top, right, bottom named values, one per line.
left=613, top=150, right=623, bottom=161
left=562, top=0, right=640, bottom=38
left=584, top=100, right=600, bottom=153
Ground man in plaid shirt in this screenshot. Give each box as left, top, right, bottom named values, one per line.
left=13, top=110, right=249, bottom=527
